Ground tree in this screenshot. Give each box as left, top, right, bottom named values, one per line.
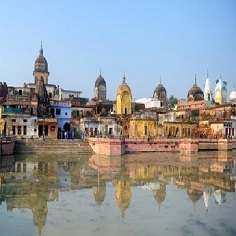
left=169, top=95, right=178, bottom=107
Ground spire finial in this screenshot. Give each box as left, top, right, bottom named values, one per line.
left=40, top=41, right=43, bottom=55
left=100, top=68, right=101, bottom=76
left=160, top=76, right=162, bottom=84
left=195, top=74, right=197, bottom=85
left=122, top=72, right=126, bottom=83
left=207, top=70, right=208, bottom=78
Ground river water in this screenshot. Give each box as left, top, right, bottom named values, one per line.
left=0, top=151, right=236, bottom=236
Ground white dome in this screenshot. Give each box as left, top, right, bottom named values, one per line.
left=230, top=88, right=236, bottom=101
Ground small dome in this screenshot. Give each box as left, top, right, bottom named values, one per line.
left=153, top=82, right=167, bottom=99
left=34, top=46, right=48, bottom=73
left=95, top=74, right=106, bottom=87
left=117, top=75, right=131, bottom=93
left=230, top=88, right=236, bottom=101
left=187, top=77, right=204, bottom=102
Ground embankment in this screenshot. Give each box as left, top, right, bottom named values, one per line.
left=14, top=138, right=93, bottom=155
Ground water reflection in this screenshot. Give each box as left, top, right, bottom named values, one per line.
left=0, top=151, right=236, bottom=236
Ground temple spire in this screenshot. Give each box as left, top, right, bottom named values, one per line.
left=40, top=41, right=43, bottom=55
left=195, top=74, right=197, bottom=85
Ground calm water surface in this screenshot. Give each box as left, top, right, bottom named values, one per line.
left=0, top=151, right=236, bottom=236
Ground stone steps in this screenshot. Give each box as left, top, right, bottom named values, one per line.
left=14, top=139, right=93, bottom=154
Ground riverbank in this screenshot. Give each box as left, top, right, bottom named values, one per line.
left=14, top=138, right=93, bottom=155
left=89, top=137, right=236, bottom=155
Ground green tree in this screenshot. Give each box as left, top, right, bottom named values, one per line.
left=169, top=95, right=178, bottom=107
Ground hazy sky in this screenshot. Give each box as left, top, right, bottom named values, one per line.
left=0, top=0, right=235, bottom=101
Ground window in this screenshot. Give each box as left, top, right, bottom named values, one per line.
left=56, top=108, right=61, bottom=115
left=23, top=126, right=27, bottom=135
left=65, top=112, right=67, bottom=115
left=23, top=119, right=27, bottom=122
left=17, top=164, right=21, bottom=172
left=145, top=126, right=148, bottom=135
left=23, top=164, right=26, bottom=173
left=12, top=125, right=15, bottom=135
left=17, top=126, right=22, bottom=135
left=12, top=119, right=16, bottom=122
left=19, top=90, right=22, bottom=96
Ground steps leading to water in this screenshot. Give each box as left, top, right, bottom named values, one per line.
left=14, top=138, right=93, bottom=154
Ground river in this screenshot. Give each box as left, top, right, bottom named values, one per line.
left=0, top=151, right=236, bottom=236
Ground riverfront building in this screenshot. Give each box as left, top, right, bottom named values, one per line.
left=0, top=44, right=235, bottom=140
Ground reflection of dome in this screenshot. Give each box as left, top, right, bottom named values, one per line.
left=214, top=189, right=226, bottom=205
left=32, top=201, right=48, bottom=236
left=230, top=87, right=236, bottom=101
left=34, top=45, right=48, bottom=73
left=115, top=175, right=131, bottom=218
left=187, top=76, right=204, bottom=102
left=187, top=188, right=203, bottom=204
left=93, top=183, right=106, bottom=207
left=153, top=183, right=166, bottom=206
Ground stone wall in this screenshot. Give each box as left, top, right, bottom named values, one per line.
left=14, top=138, right=93, bottom=154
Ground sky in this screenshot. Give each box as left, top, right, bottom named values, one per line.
left=0, top=0, right=235, bottom=101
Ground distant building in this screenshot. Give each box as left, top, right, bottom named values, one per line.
left=187, top=75, right=204, bottom=102
left=215, top=76, right=227, bottom=105
left=94, top=71, right=107, bottom=101
left=116, top=75, right=132, bottom=115
left=204, top=71, right=213, bottom=102
left=153, top=78, right=167, bottom=107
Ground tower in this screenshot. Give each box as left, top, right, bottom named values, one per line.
left=94, top=71, right=107, bottom=101
left=153, top=77, right=167, bottom=107
left=204, top=71, right=212, bottom=102
left=116, top=75, right=132, bottom=115
left=33, top=42, right=49, bottom=85
left=214, top=76, right=227, bottom=104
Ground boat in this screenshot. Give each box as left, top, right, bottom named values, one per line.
left=0, top=136, right=15, bottom=155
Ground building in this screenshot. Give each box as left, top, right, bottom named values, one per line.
left=116, top=75, right=132, bottom=115
left=215, top=76, right=227, bottom=105
left=94, top=71, right=107, bottom=101
left=204, top=71, right=213, bottom=102
left=153, top=78, right=168, bottom=108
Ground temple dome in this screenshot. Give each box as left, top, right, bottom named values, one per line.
left=187, top=77, right=204, bottom=102
left=229, top=88, right=236, bottom=101
left=95, top=74, right=106, bottom=87
left=34, top=46, right=48, bottom=73
left=117, top=75, right=131, bottom=93
left=153, top=82, right=167, bottom=100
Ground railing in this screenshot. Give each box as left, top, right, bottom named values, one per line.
left=2, top=107, right=31, bottom=115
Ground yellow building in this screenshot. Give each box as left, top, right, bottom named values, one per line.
left=214, top=77, right=227, bottom=105
left=124, top=118, right=157, bottom=138
left=116, top=75, right=132, bottom=115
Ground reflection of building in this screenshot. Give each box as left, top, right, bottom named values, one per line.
left=93, top=181, right=106, bottom=208
left=153, top=182, right=166, bottom=208
left=214, top=189, right=226, bottom=205
left=115, top=172, right=131, bottom=218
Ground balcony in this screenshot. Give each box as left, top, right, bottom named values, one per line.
left=2, top=107, right=31, bottom=115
